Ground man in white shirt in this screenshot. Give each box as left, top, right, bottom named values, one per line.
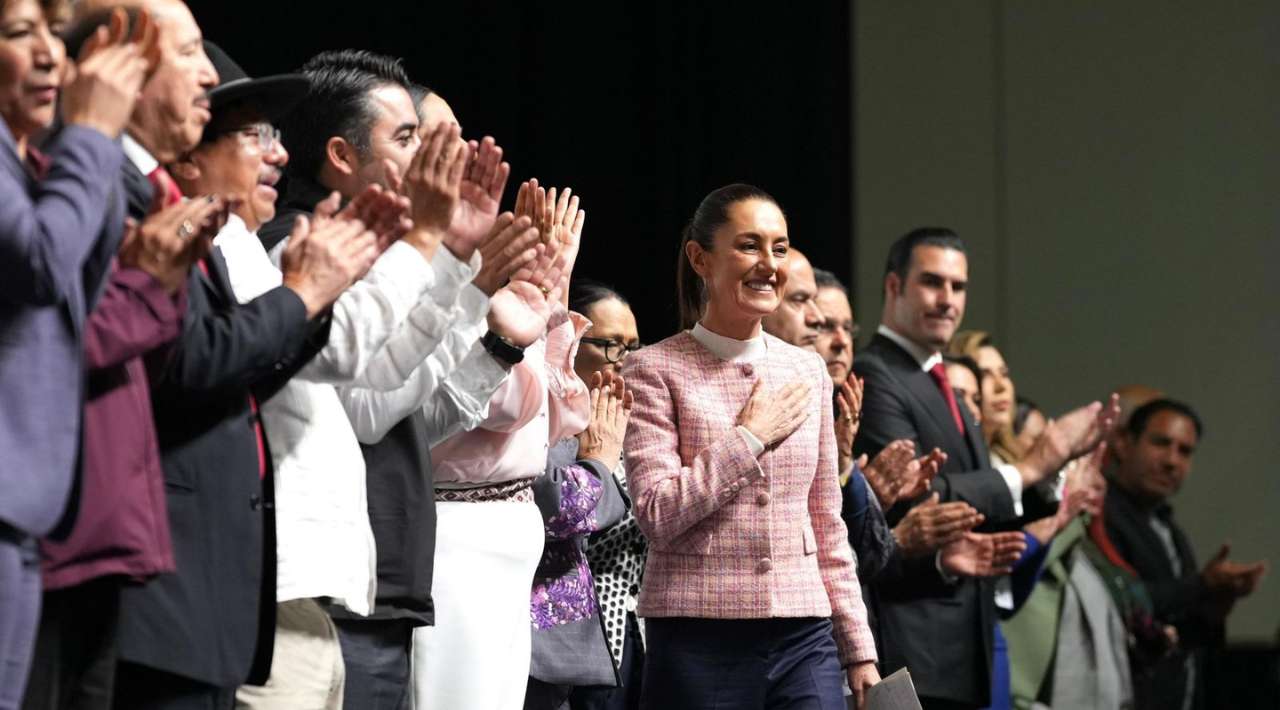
left=170, top=44, right=553, bottom=708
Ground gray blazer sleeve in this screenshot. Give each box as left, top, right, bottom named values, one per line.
left=0, top=124, right=123, bottom=305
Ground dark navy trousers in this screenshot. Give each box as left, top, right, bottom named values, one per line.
left=641, top=617, right=846, bottom=710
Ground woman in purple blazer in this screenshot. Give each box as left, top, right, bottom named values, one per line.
left=0, top=4, right=150, bottom=703
left=623, top=184, right=880, bottom=709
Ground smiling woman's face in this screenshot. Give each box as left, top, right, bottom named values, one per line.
left=0, top=0, right=66, bottom=143
left=688, top=198, right=790, bottom=325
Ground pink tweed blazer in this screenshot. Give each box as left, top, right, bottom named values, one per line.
left=622, top=330, right=876, bottom=665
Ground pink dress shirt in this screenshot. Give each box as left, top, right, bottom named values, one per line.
left=622, top=329, right=877, bottom=666
left=431, top=310, right=592, bottom=486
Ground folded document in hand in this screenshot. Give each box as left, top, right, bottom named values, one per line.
left=851, top=667, right=922, bottom=710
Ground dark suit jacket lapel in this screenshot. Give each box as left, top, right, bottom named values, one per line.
left=963, top=413, right=989, bottom=468
left=872, top=334, right=976, bottom=469
left=203, top=246, right=236, bottom=302
left=120, top=159, right=155, bottom=221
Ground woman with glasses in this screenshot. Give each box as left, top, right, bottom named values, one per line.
left=622, top=184, right=878, bottom=709
left=557, top=280, right=648, bottom=710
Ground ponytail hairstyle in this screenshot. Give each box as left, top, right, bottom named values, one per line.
left=676, top=183, right=781, bottom=330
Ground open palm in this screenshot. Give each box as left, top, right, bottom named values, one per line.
left=488, top=281, right=553, bottom=347
left=449, top=137, right=509, bottom=255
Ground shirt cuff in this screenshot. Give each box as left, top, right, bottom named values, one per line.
left=996, top=463, right=1025, bottom=517
left=443, top=340, right=511, bottom=414
left=935, top=550, right=959, bottom=584
left=737, top=426, right=765, bottom=457
left=430, top=245, right=481, bottom=309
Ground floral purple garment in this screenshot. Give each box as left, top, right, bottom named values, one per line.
left=531, top=465, right=604, bottom=630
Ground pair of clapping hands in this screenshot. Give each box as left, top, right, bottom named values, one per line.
left=835, top=379, right=1125, bottom=578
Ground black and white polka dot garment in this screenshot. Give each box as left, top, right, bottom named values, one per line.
left=585, top=461, right=647, bottom=665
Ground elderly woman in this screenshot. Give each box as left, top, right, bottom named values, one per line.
left=623, top=183, right=878, bottom=709
left=0, top=2, right=150, bottom=703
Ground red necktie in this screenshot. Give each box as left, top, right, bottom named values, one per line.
left=928, top=362, right=967, bottom=435
left=146, top=166, right=183, bottom=212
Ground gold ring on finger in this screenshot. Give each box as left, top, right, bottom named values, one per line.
left=539, top=285, right=550, bottom=296
left=177, top=220, right=196, bottom=239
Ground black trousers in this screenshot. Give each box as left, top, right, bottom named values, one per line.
left=22, top=577, right=121, bottom=710
left=569, top=613, right=644, bottom=710
left=111, top=663, right=233, bottom=710
left=332, top=617, right=413, bottom=710
left=641, top=617, right=845, bottom=710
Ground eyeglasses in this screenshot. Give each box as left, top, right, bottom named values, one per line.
left=239, top=123, right=281, bottom=152
left=580, top=337, right=642, bottom=364
left=815, top=320, right=861, bottom=341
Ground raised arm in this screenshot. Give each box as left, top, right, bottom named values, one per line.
left=0, top=11, right=150, bottom=305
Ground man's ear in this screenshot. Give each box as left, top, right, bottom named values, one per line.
left=883, top=272, right=900, bottom=303
left=326, top=136, right=358, bottom=177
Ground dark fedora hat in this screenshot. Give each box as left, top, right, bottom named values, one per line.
left=204, top=41, right=309, bottom=124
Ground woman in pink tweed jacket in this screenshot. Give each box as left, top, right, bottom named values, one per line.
left=623, top=184, right=879, bottom=709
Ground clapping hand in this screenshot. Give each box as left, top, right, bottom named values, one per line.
left=940, top=531, right=1027, bottom=577
left=1018, top=392, right=1121, bottom=486
left=1025, top=442, right=1108, bottom=544
left=118, top=196, right=230, bottom=292
left=486, top=242, right=564, bottom=348
left=446, top=136, right=510, bottom=258
left=576, top=371, right=634, bottom=467
left=835, top=376, right=863, bottom=478
left=892, top=492, right=983, bottom=557
left=400, top=122, right=469, bottom=259
left=1202, top=543, right=1268, bottom=605
left=515, top=179, right=585, bottom=303
left=61, top=8, right=158, bottom=139
left=313, top=182, right=412, bottom=254
left=863, top=439, right=946, bottom=508
left=280, top=214, right=378, bottom=318
left=472, top=213, right=543, bottom=296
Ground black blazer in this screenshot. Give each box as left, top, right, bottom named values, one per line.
left=851, top=333, right=1019, bottom=707
left=114, top=163, right=329, bottom=687
left=1104, top=484, right=1220, bottom=710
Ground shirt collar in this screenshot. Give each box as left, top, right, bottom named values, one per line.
left=877, top=324, right=942, bottom=372
left=121, top=134, right=159, bottom=176
left=690, top=322, right=767, bottom=363
left=212, top=213, right=251, bottom=245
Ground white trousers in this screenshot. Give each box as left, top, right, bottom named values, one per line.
left=236, top=598, right=345, bottom=709
left=413, top=499, right=545, bottom=710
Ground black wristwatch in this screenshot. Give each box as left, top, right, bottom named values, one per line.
left=481, top=330, right=525, bottom=365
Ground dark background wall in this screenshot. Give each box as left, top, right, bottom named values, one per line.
left=189, top=0, right=853, bottom=344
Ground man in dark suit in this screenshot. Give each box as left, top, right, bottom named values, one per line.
left=1105, top=398, right=1266, bottom=710
left=852, top=227, right=1113, bottom=709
